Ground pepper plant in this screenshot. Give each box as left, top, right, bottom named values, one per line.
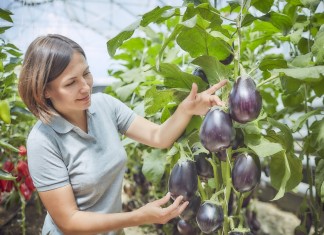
left=0, top=8, right=37, bottom=235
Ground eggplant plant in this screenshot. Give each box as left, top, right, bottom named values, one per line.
left=107, top=0, right=324, bottom=234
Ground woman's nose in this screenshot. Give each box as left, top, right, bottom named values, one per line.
left=80, top=78, right=91, bottom=93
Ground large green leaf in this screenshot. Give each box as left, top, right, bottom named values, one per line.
left=140, top=6, right=175, bottom=27
left=259, top=12, right=293, bottom=35
left=270, top=151, right=303, bottom=200
left=251, top=0, right=274, bottom=13
left=144, top=86, right=175, bottom=116
left=273, top=66, right=324, bottom=82
left=247, top=136, right=283, bottom=158
left=292, top=109, right=322, bottom=132
left=157, top=63, right=206, bottom=92
left=191, top=55, right=232, bottom=85
left=0, top=9, right=13, bottom=23
left=107, top=20, right=140, bottom=57
left=311, top=26, right=324, bottom=64
left=270, top=151, right=291, bottom=200
left=267, top=118, right=294, bottom=153
left=142, top=149, right=167, bottom=184
left=259, top=58, right=288, bottom=71
left=176, top=26, right=231, bottom=60
left=115, top=82, right=140, bottom=102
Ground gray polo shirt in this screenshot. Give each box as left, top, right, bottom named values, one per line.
left=27, top=93, right=136, bottom=235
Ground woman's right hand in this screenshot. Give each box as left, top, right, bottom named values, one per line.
left=136, top=192, right=189, bottom=224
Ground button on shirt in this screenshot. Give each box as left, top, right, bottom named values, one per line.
left=27, top=93, right=136, bottom=235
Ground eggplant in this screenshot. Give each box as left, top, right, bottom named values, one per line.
left=193, top=150, right=213, bottom=178
left=177, top=219, right=197, bottom=235
left=199, top=108, right=234, bottom=152
left=220, top=52, right=234, bottom=65
left=180, top=194, right=201, bottom=221
left=193, top=67, right=209, bottom=84
left=196, top=202, right=224, bottom=234
left=232, top=153, right=261, bottom=193
left=168, top=160, right=198, bottom=201
left=229, top=76, right=262, bottom=123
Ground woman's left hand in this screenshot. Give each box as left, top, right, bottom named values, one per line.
left=180, top=79, right=228, bottom=116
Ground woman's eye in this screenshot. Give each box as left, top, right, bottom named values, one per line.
left=66, top=81, right=75, bottom=86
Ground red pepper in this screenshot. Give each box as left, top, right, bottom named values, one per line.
left=25, top=175, right=35, bottom=191
left=0, top=180, right=14, bottom=192
left=18, top=145, right=27, bottom=156
left=19, top=183, right=31, bottom=201
left=17, top=160, right=29, bottom=177
left=3, top=160, right=14, bottom=172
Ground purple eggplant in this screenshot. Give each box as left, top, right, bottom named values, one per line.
left=177, top=219, right=197, bottom=235
left=193, top=150, right=213, bottom=178
left=180, top=194, right=201, bottom=221
left=196, top=202, right=224, bottom=234
left=168, top=160, right=198, bottom=201
left=232, top=153, right=261, bottom=193
left=229, top=76, right=262, bottom=123
left=199, top=108, right=234, bottom=152
left=193, top=67, right=209, bottom=85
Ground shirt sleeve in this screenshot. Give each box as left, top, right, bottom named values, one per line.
left=27, top=123, right=69, bottom=192
left=101, top=93, right=136, bottom=134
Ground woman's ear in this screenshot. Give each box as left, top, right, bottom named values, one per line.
left=44, top=88, right=51, bottom=99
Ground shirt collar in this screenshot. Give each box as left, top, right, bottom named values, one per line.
left=48, top=107, right=96, bottom=134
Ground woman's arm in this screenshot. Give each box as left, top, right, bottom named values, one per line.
left=125, top=80, right=227, bottom=148
left=39, top=185, right=188, bottom=235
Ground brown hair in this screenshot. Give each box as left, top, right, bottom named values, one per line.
left=18, top=34, right=86, bottom=123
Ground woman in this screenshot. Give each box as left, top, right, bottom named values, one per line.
left=18, top=34, right=227, bottom=235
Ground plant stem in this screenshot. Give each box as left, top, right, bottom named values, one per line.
left=221, top=148, right=233, bottom=234
left=197, top=176, right=207, bottom=201
left=256, top=74, right=279, bottom=88
left=208, top=154, right=220, bottom=191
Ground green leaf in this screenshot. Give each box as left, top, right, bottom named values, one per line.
left=157, top=63, right=206, bottom=92
left=191, top=55, right=232, bottom=85
left=176, top=26, right=232, bottom=60
left=106, top=20, right=140, bottom=57
left=0, top=9, right=13, bottom=23
left=259, top=12, right=293, bottom=35
left=0, top=169, right=16, bottom=180
left=115, top=82, right=139, bottom=102
left=142, top=149, right=167, bottom=184
left=311, top=26, right=324, bottom=64
left=259, top=58, right=288, bottom=71
left=246, top=136, right=283, bottom=158
left=267, top=118, right=294, bottom=153
left=315, top=159, right=324, bottom=202
left=310, top=119, right=324, bottom=152
left=140, top=6, right=174, bottom=27
left=273, top=66, right=324, bottom=82
left=291, top=53, right=314, bottom=67
left=270, top=151, right=291, bottom=200
left=251, top=0, right=274, bottom=13
left=292, top=109, right=322, bottom=132
left=144, top=86, right=175, bottom=116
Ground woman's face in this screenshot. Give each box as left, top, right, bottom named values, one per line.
left=45, top=52, right=93, bottom=117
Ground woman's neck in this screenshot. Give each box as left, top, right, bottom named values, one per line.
left=61, top=110, right=88, bottom=133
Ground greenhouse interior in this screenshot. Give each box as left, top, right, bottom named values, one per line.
left=0, top=0, right=324, bottom=235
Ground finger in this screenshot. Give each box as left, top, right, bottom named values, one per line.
left=206, top=80, right=228, bottom=95
left=163, top=195, right=183, bottom=214
left=188, top=83, right=198, bottom=100
left=153, top=192, right=171, bottom=207
left=211, top=95, right=225, bottom=106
